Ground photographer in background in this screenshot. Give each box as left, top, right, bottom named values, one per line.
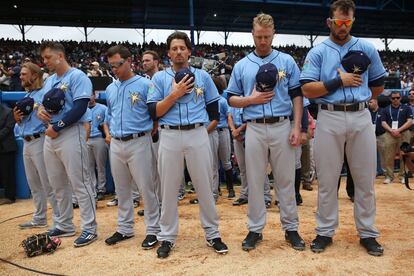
left=381, top=91, right=413, bottom=184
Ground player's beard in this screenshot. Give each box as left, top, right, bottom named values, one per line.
left=331, top=29, right=350, bottom=42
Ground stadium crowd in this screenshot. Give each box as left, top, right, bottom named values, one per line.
left=1, top=38, right=413, bottom=91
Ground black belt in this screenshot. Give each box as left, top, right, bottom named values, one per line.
left=320, top=102, right=367, bottom=112
left=113, top=132, right=146, bottom=142
left=23, top=133, right=42, bottom=142
left=160, top=123, right=204, bottom=130
left=217, top=127, right=228, bottom=131
left=246, top=116, right=288, bottom=124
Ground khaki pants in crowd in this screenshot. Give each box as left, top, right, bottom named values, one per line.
left=382, top=131, right=411, bottom=180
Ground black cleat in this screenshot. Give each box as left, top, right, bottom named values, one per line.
left=141, top=234, right=158, bottom=250
left=310, top=235, right=332, bottom=253
left=206, top=238, right=228, bottom=254
left=227, top=189, right=236, bottom=199
left=137, top=209, right=144, bottom=216
left=285, top=231, right=305, bottom=251
left=157, top=241, right=174, bottom=258
left=296, top=195, right=303, bottom=206
left=360, top=237, right=384, bottom=256
left=233, top=198, right=248, bottom=206
left=265, top=200, right=272, bottom=208
left=105, top=231, right=133, bottom=246
left=242, top=231, right=263, bottom=251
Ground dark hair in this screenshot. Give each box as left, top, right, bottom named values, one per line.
left=40, top=41, right=66, bottom=55
left=106, top=45, right=132, bottom=59
left=391, top=91, right=401, bottom=96
left=329, top=0, right=356, bottom=18
left=143, top=50, right=160, bottom=61
left=166, top=31, right=192, bottom=51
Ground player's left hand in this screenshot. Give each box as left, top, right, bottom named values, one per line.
left=45, top=124, right=59, bottom=139
left=289, top=127, right=301, bottom=147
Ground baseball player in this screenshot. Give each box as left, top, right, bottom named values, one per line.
left=300, top=0, right=385, bottom=256
left=102, top=110, right=142, bottom=208
left=103, top=45, right=161, bottom=249
left=227, top=106, right=273, bottom=206
left=147, top=31, right=228, bottom=258
left=216, top=94, right=235, bottom=198
left=227, top=14, right=305, bottom=250
left=227, top=13, right=305, bottom=251
left=13, top=62, right=60, bottom=229
left=37, top=41, right=97, bottom=247
left=87, top=91, right=108, bottom=200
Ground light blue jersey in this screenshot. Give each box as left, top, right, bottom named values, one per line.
left=218, top=96, right=230, bottom=128
left=229, top=107, right=244, bottom=127
left=300, top=36, right=386, bottom=104
left=147, top=67, right=220, bottom=126
left=105, top=75, right=153, bottom=137
left=89, top=103, right=107, bottom=138
left=227, top=50, right=301, bottom=120
left=42, top=68, right=92, bottom=124
left=19, top=88, right=47, bottom=136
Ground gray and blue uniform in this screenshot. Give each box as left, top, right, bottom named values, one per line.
left=42, top=68, right=97, bottom=234
left=19, top=89, right=60, bottom=226
left=217, top=97, right=232, bottom=173
left=148, top=66, right=222, bottom=243
left=87, top=103, right=108, bottom=194
left=300, top=36, right=386, bottom=238
left=106, top=75, right=160, bottom=236
left=228, top=106, right=272, bottom=202
left=227, top=50, right=301, bottom=233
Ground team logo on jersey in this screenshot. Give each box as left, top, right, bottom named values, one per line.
left=129, top=92, right=140, bottom=106
left=96, top=114, right=102, bottom=121
left=302, top=60, right=310, bottom=72
left=194, top=85, right=204, bottom=102
left=278, top=70, right=287, bottom=81
left=59, top=83, right=68, bottom=92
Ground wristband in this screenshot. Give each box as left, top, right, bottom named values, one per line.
left=323, top=76, right=343, bottom=94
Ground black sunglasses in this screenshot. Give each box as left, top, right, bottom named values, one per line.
left=391, top=97, right=401, bottom=100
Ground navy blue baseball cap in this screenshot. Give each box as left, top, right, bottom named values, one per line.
left=16, top=97, right=34, bottom=116
left=174, top=68, right=195, bottom=84
left=256, top=63, right=278, bottom=92
left=341, top=50, right=371, bottom=75
left=42, top=88, right=65, bottom=114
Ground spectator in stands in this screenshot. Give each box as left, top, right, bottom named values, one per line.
left=0, top=63, right=11, bottom=91
left=381, top=91, right=413, bottom=184
left=0, top=101, right=17, bottom=205
left=0, top=57, right=23, bottom=91
left=408, top=88, right=414, bottom=145
left=87, top=61, right=103, bottom=77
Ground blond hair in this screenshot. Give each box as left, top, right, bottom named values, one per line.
left=21, top=62, right=44, bottom=91
left=253, top=13, right=275, bottom=29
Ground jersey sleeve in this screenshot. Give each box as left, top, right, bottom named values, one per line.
left=146, top=72, right=164, bottom=103
left=367, top=47, right=386, bottom=82
left=288, top=58, right=301, bottom=90
left=300, top=48, right=322, bottom=82
left=72, top=72, right=93, bottom=101
left=203, top=72, right=220, bottom=104
left=226, top=62, right=244, bottom=96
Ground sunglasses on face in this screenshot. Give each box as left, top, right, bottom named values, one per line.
left=391, top=97, right=401, bottom=100
left=409, top=93, right=414, bottom=96
left=109, top=59, right=126, bottom=69
left=328, top=18, right=354, bottom=27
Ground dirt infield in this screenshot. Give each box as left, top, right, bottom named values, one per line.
left=1, top=177, right=413, bottom=275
